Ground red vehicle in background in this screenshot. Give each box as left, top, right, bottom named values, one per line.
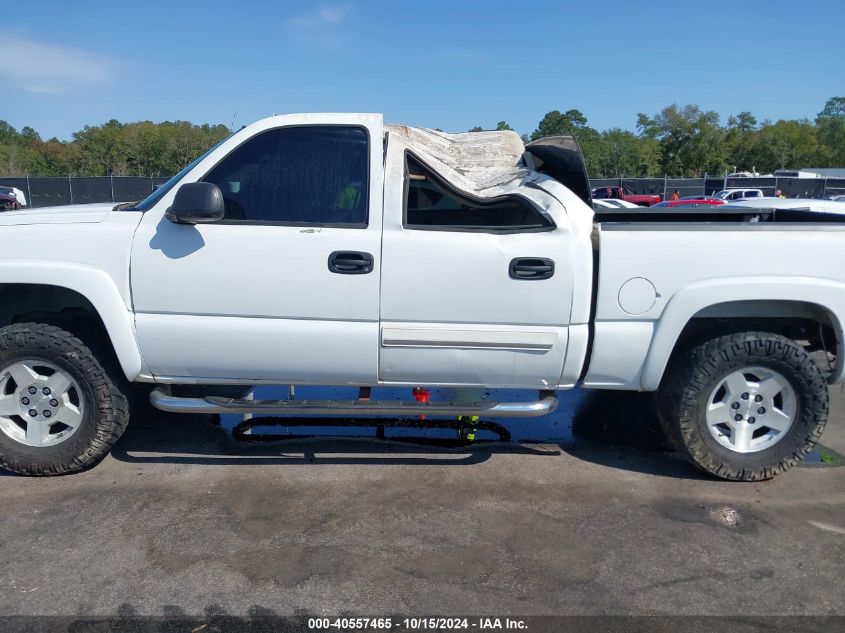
left=652, top=197, right=726, bottom=208
left=592, top=186, right=661, bottom=207
left=0, top=191, right=19, bottom=211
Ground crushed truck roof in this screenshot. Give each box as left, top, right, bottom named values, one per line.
left=385, top=124, right=530, bottom=197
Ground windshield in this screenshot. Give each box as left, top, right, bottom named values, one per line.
left=132, top=137, right=229, bottom=211
left=713, top=190, right=730, bottom=200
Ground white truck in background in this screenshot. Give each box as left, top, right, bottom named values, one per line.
left=0, top=113, right=841, bottom=480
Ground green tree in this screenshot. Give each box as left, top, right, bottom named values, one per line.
left=495, top=121, right=513, bottom=131
left=639, top=104, right=727, bottom=176
left=530, top=109, right=591, bottom=140
left=752, top=119, right=821, bottom=171
left=724, top=111, right=759, bottom=172
left=595, top=128, right=659, bottom=177
left=72, top=119, right=128, bottom=175
left=816, top=97, right=845, bottom=166
left=530, top=109, right=604, bottom=175
left=818, top=97, right=845, bottom=119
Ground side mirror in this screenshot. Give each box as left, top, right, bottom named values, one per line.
left=166, top=182, right=225, bottom=224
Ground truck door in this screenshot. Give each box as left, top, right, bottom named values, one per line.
left=129, top=114, right=383, bottom=384
left=378, top=142, right=575, bottom=389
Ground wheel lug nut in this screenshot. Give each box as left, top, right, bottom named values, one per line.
left=28, top=386, right=37, bottom=394
left=741, top=393, right=749, bottom=400
left=42, top=387, right=51, bottom=395
left=734, top=414, right=743, bottom=421
left=731, top=402, right=740, bottom=409
left=757, top=407, right=766, bottom=414
left=28, top=409, right=37, bottom=417
left=43, top=410, right=51, bottom=418
left=21, top=397, right=29, bottom=405
left=49, top=399, right=58, bottom=407
left=754, top=395, right=762, bottom=402
left=748, top=417, right=756, bottom=424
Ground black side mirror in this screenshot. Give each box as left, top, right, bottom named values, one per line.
left=166, top=182, right=225, bottom=224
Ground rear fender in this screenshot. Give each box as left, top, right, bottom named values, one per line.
left=641, top=276, right=845, bottom=390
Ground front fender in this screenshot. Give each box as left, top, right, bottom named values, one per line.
left=0, top=261, right=145, bottom=381
left=640, top=276, right=845, bottom=391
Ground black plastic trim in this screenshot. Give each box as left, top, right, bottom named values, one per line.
left=509, top=257, right=555, bottom=281
left=200, top=124, right=372, bottom=229
left=328, top=250, right=374, bottom=274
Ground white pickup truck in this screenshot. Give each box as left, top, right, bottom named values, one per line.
left=0, top=113, right=841, bottom=480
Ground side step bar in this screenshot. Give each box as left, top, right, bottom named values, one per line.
left=149, top=387, right=557, bottom=418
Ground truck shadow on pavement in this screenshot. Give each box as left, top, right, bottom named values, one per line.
left=103, top=390, right=711, bottom=479
left=565, top=390, right=712, bottom=479
left=108, top=411, right=560, bottom=468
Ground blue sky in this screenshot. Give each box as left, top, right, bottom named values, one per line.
left=2, top=0, right=843, bottom=140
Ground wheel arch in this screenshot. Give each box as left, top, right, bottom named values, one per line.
left=0, top=263, right=144, bottom=381
left=641, top=277, right=845, bottom=391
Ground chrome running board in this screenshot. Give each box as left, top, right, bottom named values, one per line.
left=149, top=387, right=557, bottom=418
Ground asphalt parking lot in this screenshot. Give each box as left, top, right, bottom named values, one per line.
left=1, top=386, right=843, bottom=621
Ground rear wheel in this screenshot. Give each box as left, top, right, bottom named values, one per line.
left=659, top=332, right=828, bottom=480
left=0, top=323, right=129, bottom=475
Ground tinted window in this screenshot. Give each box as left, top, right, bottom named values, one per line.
left=203, top=126, right=369, bottom=225
left=405, top=155, right=552, bottom=231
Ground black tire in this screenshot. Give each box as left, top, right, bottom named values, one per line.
left=658, top=331, right=828, bottom=481
left=0, top=323, right=129, bottom=476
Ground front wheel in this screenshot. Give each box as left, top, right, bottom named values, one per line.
left=0, top=323, right=129, bottom=475
left=658, top=332, right=829, bottom=481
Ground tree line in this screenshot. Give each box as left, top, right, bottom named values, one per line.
left=1, top=97, right=843, bottom=179
left=483, top=97, right=844, bottom=177
left=0, top=119, right=230, bottom=179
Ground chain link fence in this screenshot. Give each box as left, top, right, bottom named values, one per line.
left=0, top=176, right=170, bottom=208
left=589, top=176, right=845, bottom=200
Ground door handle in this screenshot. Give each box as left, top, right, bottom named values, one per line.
left=328, top=251, right=374, bottom=274
left=509, top=257, right=554, bottom=280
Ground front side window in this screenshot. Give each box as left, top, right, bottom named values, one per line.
left=203, top=126, right=369, bottom=226
left=404, top=155, right=552, bottom=231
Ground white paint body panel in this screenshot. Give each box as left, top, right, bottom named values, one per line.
left=379, top=322, right=569, bottom=388
left=0, top=210, right=146, bottom=379
left=0, top=202, right=113, bottom=226
left=0, top=113, right=843, bottom=395
left=129, top=113, right=384, bottom=384
left=135, top=314, right=375, bottom=384
left=377, top=133, right=586, bottom=388
left=584, top=224, right=845, bottom=390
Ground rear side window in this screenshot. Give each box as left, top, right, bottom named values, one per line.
left=203, top=126, right=369, bottom=226
left=404, top=155, right=552, bottom=232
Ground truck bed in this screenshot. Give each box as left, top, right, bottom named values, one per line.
left=593, top=206, right=845, bottom=224
left=583, top=212, right=845, bottom=392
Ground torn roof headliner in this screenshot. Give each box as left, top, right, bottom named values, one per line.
left=385, top=124, right=531, bottom=197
